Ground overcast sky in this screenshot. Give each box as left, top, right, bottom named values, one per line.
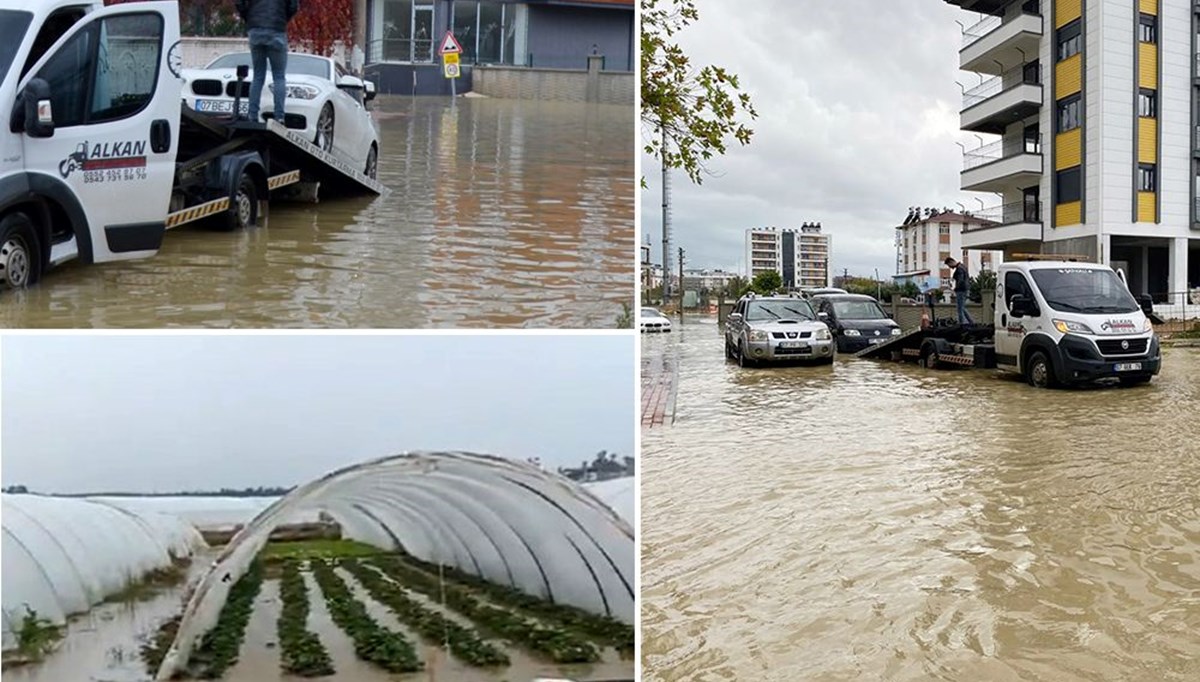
left=1, top=335, right=633, bottom=494
left=642, top=0, right=988, bottom=277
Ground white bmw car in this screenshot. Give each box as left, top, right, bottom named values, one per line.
left=181, top=52, right=381, bottom=178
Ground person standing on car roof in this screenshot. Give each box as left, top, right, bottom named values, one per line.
left=944, top=256, right=973, bottom=326
left=235, top=0, right=300, bottom=123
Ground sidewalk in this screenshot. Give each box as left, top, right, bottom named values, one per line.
left=641, top=345, right=678, bottom=429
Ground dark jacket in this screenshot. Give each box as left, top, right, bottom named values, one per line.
left=952, top=263, right=969, bottom=293
left=236, top=0, right=300, bottom=33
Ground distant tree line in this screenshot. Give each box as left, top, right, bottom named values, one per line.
left=2, top=485, right=294, bottom=497
left=557, top=451, right=635, bottom=483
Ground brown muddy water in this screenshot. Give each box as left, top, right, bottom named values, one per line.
left=0, top=96, right=633, bottom=328
left=641, top=318, right=1200, bottom=681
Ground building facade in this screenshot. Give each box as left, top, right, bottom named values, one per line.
left=681, top=269, right=740, bottom=293
left=744, top=224, right=832, bottom=289
left=895, top=208, right=1005, bottom=287
left=947, top=0, right=1199, bottom=306
left=360, top=0, right=633, bottom=95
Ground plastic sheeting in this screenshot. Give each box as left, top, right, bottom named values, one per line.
left=583, top=477, right=633, bottom=523
left=89, top=496, right=320, bottom=532
left=1, top=494, right=207, bottom=651
left=156, top=452, right=635, bottom=680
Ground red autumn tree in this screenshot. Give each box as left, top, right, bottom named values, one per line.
left=289, top=0, right=354, bottom=57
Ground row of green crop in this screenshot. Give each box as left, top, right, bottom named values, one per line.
left=187, top=561, right=264, bottom=678
left=277, top=562, right=335, bottom=677
left=399, top=553, right=634, bottom=652
left=340, top=559, right=511, bottom=667
left=308, top=559, right=424, bottom=673
left=368, top=556, right=599, bottom=664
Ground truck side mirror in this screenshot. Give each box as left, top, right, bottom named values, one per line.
left=1009, top=294, right=1030, bottom=317
left=364, top=80, right=377, bottom=102
left=1138, top=293, right=1153, bottom=314
left=13, top=79, right=54, bottom=138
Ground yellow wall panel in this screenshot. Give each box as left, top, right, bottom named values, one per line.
left=1138, top=118, right=1157, bottom=164
left=1056, top=201, right=1081, bottom=226
left=1056, top=0, right=1081, bottom=27
left=1056, top=129, right=1081, bottom=170
left=1140, top=0, right=1158, bottom=16
left=1056, top=54, right=1082, bottom=99
left=1139, top=43, right=1158, bottom=89
left=1137, top=192, right=1156, bottom=223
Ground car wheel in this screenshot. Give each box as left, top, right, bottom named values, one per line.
left=315, top=103, right=334, bottom=153
left=1026, top=350, right=1057, bottom=389
left=0, top=212, right=41, bottom=289
left=364, top=144, right=378, bottom=179
left=737, top=340, right=755, bottom=368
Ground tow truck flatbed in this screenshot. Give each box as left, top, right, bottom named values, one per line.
left=854, top=321, right=999, bottom=369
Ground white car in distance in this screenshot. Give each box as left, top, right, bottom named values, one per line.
left=640, top=307, right=673, bottom=333
left=181, top=51, right=380, bottom=178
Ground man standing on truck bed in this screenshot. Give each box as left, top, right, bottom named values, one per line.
left=944, top=257, right=973, bottom=326
left=235, top=0, right=301, bottom=123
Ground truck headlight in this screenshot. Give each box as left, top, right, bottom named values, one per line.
left=843, top=329, right=861, bottom=336
left=1053, top=319, right=1094, bottom=334
left=1144, top=319, right=1154, bottom=332
left=748, top=330, right=769, bottom=342
left=814, top=328, right=831, bottom=341
left=269, top=83, right=320, bottom=100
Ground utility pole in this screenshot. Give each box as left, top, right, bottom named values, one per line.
left=875, top=267, right=881, bottom=300
left=677, top=247, right=685, bottom=318
left=661, top=127, right=671, bottom=306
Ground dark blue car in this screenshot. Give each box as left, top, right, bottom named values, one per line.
left=811, top=294, right=902, bottom=353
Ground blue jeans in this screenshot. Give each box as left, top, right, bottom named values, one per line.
left=955, top=292, right=973, bottom=325
left=248, top=28, right=288, bottom=121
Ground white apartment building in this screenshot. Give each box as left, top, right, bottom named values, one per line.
left=681, top=269, right=740, bottom=292
left=948, top=0, right=1200, bottom=306
left=744, top=224, right=832, bottom=289
left=896, top=208, right=1005, bottom=287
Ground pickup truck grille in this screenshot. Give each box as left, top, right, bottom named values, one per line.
left=771, top=331, right=812, bottom=339
left=191, top=79, right=222, bottom=96
left=1096, top=338, right=1148, bottom=355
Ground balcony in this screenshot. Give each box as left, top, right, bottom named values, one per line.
left=961, top=136, right=1043, bottom=192
left=961, top=64, right=1042, bottom=134
left=961, top=200, right=1044, bottom=249
left=960, top=10, right=1042, bottom=75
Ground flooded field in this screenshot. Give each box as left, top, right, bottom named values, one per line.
left=641, top=317, right=1200, bottom=681
left=0, top=97, right=633, bottom=328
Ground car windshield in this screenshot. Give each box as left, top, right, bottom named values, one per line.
left=641, top=308, right=664, bottom=318
left=1030, top=267, right=1140, bottom=314
left=832, top=300, right=888, bottom=320
left=746, top=300, right=815, bottom=322
left=0, top=11, right=33, bottom=85
left=207, top=52, right=331, bottom=80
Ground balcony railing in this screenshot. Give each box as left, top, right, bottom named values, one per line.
left=961, top=4, right=1041, bottom=49
left=962, top=134, right=1042, bottom=170
left=969, top=200, right=1043, bottom=227
left=962, top=63, right=1042, bottom=109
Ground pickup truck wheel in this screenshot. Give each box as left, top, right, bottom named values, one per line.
left=0, top=212, right=41, bottom=289
left=724, top=337, right=734, bottom=359
left=315, top=104, right=334, bottom=153
left=1026, top=351, right=1057, bottom=389
left=737, top=341, right=755, bottom=368
left=224, top=173, right=258, bottom=231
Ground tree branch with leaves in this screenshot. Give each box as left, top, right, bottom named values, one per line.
left=641, top=0, right=757, bottom=185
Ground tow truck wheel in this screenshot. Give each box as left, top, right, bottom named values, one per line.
left=315, top=104, right=334, bottom=153
left=365, top=145, right=378, bottom=179
left=1026, top=351, right=1057, bottom=389
left=0, top=212, right=41, bottom=289
left=224, top=173, right=259, bottom=231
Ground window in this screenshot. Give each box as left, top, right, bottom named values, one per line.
left=938, top=223, right=950, bottom=235
left=1056, top=167, right=1081, bottom=204
left=1138, top=164, right=1157, bottom=192
left=1139, top=13, right=1157, bottom=43
left=1057, top=19, right=1081, bottom=61
left=1004, top=271, right=1034, bottom=310
left=1056, top=95, right=1081, bottom=132
left=1139, top=88, right=1156, bottom=118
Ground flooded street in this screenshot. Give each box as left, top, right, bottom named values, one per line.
left=641, top=317, right=1200, bottom=681
left=0, top=97, right=633, bottom=328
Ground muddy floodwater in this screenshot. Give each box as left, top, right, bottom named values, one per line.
left=0, top=96, right=633, bottom=328
left=641, top=318, right=1200, bottom=681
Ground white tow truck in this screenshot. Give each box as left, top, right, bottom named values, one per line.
left=0, top=0, right=383, bottom=288
left=857, top=258, right=1162, bottom=388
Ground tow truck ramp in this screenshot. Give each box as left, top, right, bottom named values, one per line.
left=854, top=323, right=998, bottom=370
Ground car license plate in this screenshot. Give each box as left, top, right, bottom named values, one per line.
left=868, top=338, right=885, bottom=344
left=779, top=341, right=807, bottom=349
left=1114, top=362, right=1142, bottom=372
left=194, top=99, right=249, bottom=115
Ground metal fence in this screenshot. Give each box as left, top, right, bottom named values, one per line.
left=962, top=134, right=1042, bottom=170
left=960, top=2, right=1041, bottom=49
left=970, top=200, right=1042, bottom=226
left=962, top=63, right=1042, bottom=109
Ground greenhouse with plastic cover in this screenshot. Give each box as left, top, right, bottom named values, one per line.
left=1, top=452, right=635, bottom=682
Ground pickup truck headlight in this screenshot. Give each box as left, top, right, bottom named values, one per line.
left=748, top=330, right=769, bottom=342
left=268, top=83, right=321, bottom=100
left=891, top=327, right=902, bottom=336
left=814, top=328, right=831, bottom=341
left=1144, top=319, right=1154, bottom=332
left=1052, top=319, right=1094, bottom=334
left=843, top=329, right=861, bottom=336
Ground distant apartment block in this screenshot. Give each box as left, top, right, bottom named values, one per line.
left=681, top=268, right=739, bottom=292
left=945, top=0, right=1199, bottom=305
left=894, top=207, right=1005, bottom=288
left=744, top=224, right=832, bottom=289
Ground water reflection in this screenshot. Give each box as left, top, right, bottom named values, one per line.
left=0, top=97, right=633, bottom=328
left=642, top=318, right=1200, bottom=681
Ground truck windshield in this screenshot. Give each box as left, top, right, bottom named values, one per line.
left=832, top=300, right=887, bottom=320
left=0, top=11, right=33, bottom=85
left=207, top=52, right=331, bottom=80
left=1030, top=268, right=1140, bottom=314
left=746, top=300, right=815, bottom=322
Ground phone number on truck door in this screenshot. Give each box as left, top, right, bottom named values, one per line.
left=83, top=168, right=148, bottom=183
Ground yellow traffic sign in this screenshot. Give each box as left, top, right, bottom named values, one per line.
left=444, top=62, right=461, bottom=79
left=443, top=53, right=460, bottom=66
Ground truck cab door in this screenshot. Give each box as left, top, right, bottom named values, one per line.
left=14, top=1, right=181, bottom=264
left=996, top=271, right=1035, bottom=369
